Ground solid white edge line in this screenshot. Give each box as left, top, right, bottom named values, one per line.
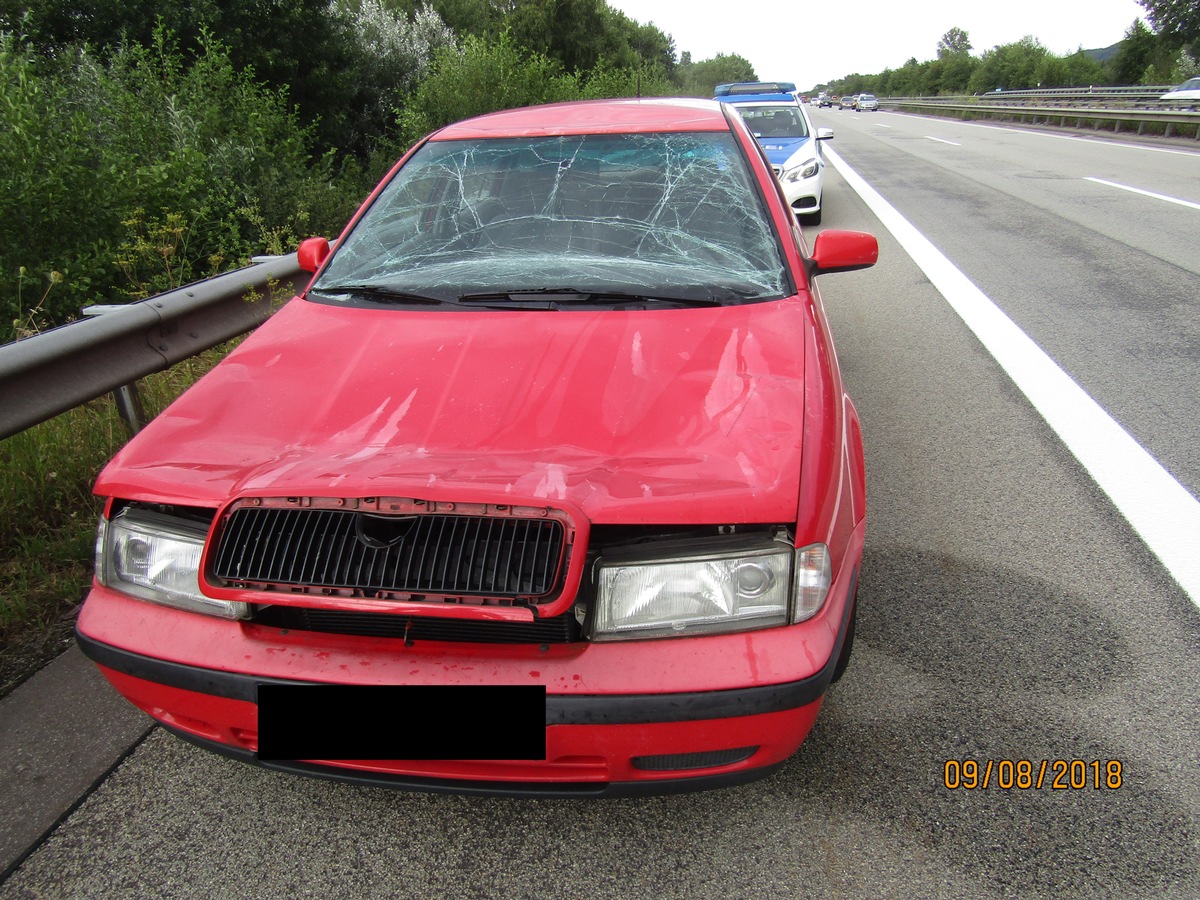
left=824, top=146, right=1200, bottom=609
left=1084, top=177, right=1200, bottom=211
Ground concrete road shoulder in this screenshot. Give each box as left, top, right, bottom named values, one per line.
left=0, top=645, right=154, bottom=879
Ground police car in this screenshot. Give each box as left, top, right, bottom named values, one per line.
left=714, top=81, right=833, bottom=224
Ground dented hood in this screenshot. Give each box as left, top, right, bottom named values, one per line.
left=97, top=297, right=812, bottom=523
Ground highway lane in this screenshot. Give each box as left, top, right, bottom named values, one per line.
left=809, top=106, right=1200, bottom=513
left=4, top=117, right=1200, bottom=898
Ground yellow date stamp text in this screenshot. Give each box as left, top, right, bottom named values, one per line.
left=943, top=759, right=1123, bottom=790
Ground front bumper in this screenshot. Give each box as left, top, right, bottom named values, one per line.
left=77, top=552, right=858, bottom=797
left=781, top=170, right=823, bottom=213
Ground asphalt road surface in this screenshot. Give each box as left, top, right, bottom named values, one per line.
left=4, top=111, right=1199, bottom=899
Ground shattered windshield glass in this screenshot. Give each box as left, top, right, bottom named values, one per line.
left=311, top=132, right=789, bottom=307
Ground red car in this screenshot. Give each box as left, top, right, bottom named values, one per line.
left=78, top=98, right=877, bottom=796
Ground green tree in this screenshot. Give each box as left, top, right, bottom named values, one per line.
left=884, top=57, right=932, bottom=96
left=967, top=36, right=1050, bottom=91
left=675, top=52, right=755, bottom=96
left=1171, top=48, right=1199, bottom=80
left=937, top=27, right=972, bottom=57
left=394, top=30, right=579, bottom=147
left=617, top=14, right=677, bottom=77
left=931, top=28, right=976, bottom=93
left=1110, top=18, right=1160, bottom=83
left=424, top=0, right=508, bottom=37
left=1060, top=48, right=1106, bottom=86
left=936, top=50, right=978, bottom=93
left=1136, top=0, right=1200, bottom=46
left=337, top=1, right=457, bottom=152
left=0, top=0, right=379, bottom=155
left=506, top=0, right=611, bottom=73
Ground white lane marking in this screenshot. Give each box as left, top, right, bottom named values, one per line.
left=930, top=118, right=1200, bottom=159
left=825, top=146, right=1200, bottom=610
left=926, top=136, right=961, bottom=145
left=875, top=123, right=892, bottom=128
left=1084, top=177, right=1200, bottom=211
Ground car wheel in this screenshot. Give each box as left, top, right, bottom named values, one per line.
left=830, top=596, right=856, bottom=684
left=800, top=202, right=822, bottom=226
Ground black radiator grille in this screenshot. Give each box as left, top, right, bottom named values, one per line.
left=211, top=507, right=565, bottom=600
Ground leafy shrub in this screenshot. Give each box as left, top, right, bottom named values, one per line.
left=393, top=30, right=678, bottom=156
left=0, top=28, right=361, bottom=340
left=395, top=31, right=580, bottom=149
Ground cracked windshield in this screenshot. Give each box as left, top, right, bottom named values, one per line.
left=312, top=132, right=788, bottom=308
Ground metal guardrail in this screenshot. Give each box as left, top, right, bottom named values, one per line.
left=885, top=87, right=1178, bottom=107
left=0, top=253, right=307, bottom=441
left=878, top=94, right=1200, bottom=139
left=966, top=86, right=1173, bottom=106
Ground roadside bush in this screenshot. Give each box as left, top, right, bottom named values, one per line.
left=577, top=60, right=675, bottom=99
left=0, top=28, right=361, bottom=340
left=392, top=30, right=678, bottom=159
left=0, top=33, right=122, bottom=335
left=395, top=31, right=580, bottom=150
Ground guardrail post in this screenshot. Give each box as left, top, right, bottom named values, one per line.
left=113, top=383, right=147, bottom=434
left=81, top=306, right=146, bottom=434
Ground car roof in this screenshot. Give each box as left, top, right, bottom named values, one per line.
left=433, top=98, right=731, bottom=140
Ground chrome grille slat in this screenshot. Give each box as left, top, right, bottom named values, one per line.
left=212, top=506, right=566, bottom=600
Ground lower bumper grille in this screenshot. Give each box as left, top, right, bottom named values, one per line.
left=251, top=605, right=581, bottom=644
left=632, top=747, right=758, bottom=771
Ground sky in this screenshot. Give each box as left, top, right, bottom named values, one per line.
left=606, top=0, right=1149, bottom=89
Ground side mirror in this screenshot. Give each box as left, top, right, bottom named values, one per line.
left=809, top=230, right=878, bottom=276
left=297, top=236, right=331, bottom=274
left=816, top=128, right=834, bottom=141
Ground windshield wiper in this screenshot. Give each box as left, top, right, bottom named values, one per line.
left=310, top=285, right=455, bottom=306
left=458, top=289, right=724, bottom=309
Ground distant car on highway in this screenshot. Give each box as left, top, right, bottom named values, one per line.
left=840, top=95, right=858, bottom=109
left=1160, top=77, right=1200, bottom=103
left=816, top=92, right=833, bottom=107
left=855, top=94, right=879, bottom=111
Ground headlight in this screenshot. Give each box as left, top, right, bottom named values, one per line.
left=96, top=507, right=248, bottom=620
left=589, top=535, right=831, bottom=641
left=785, top=158, right=820, bottom=182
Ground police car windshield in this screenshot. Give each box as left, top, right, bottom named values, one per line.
left=736, top=106, right=810, bottom=140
